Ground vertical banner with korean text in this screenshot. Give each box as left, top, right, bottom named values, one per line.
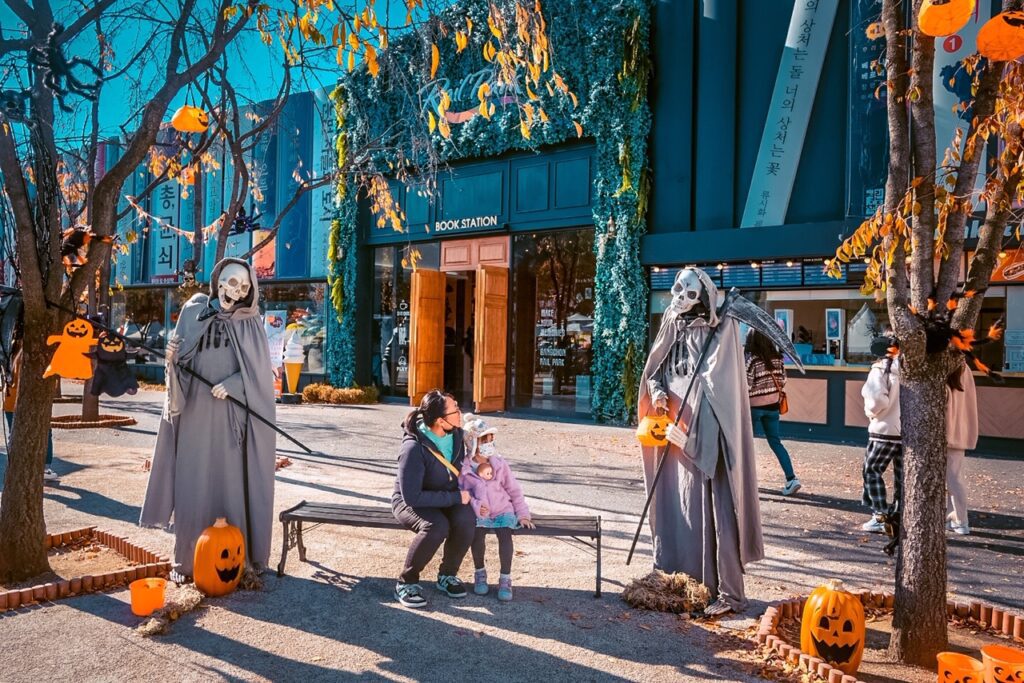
left=847, top=0, right=888, bottom=219
left=741, top=0, right=840, bottom=228
left=310, top=88, right=338, bottom=279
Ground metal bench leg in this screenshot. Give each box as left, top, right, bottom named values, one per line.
left=277, top=520, right=290, bottom=577
left=297, top=521, right=307, bottom=562
left=595, top=520, right=602, bottom=598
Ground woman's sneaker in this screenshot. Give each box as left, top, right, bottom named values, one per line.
left=497, top=575, right=513, bottom=602
left=395, top=582, right=427, bottom=608
left=950, top=522, right=970, bottom=536
left=781, top=478, right=802, bottom=496
left=43, top=468, right=60, bottom=483
left=436, top=574, right=467, bottom=598
left=473, top=568, right=489, bottom=596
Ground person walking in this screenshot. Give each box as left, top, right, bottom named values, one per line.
left=860, top=335, right=901, bottom=533
left=391, top=390, right=476, bottom=608
left=745, top=329, right=801, bottom=496
left=3, top=342, right=59, bottom=484
left=946, top=361, right=978, bottom=535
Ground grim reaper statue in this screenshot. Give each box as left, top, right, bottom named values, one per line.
left=638, top=267, right=803, bottom=616
left=140, top=258, right=276, bottom=581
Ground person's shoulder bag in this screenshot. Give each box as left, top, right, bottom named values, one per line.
left=769, top=363, right=789, bottom=415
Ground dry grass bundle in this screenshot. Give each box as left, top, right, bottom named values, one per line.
left=301, top=383, right=379, bottom=405
left=622, top=570, right=711, bottom=614
left=136, top=584, right=205, bottom=636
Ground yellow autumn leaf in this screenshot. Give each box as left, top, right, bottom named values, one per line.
left=488, top=102, right=495, bottom=116
left=366, top=44, right=379, bottom=77
left=479, top=101, right=491, bottom=120
left=438, top=117, right=451, bottom=139
left=348, top=32, right=360, bottom=50
left=354, top=14, right=362, bottom=32
left=466, top=17, right=473, bottom=34
left=483, top=41, right=496, bottom=62
left=379, top=27, right=388, bottom=49
left=428, top=111, right=437, bottom=133
left=336, top=44, right=344, bottom=65
left=477, top=82, right=491, bottom=102
left=347, top=51, right=355, bottom=72
left=545, top=81, right=555, bottom=96
left=430, top=43, right=439, bottom=78
left=440, top=90, right=451, bottom=113
left=455, top=31, right=467, bottom=53
left=569, top=91, right=578, bottom=108
left=520, top=119, right=531, bottom=139
left=526, top=83, right=539, bottom=101
left=538, top=108, right=549, bottom=123
left=573, top=121, right=583, bottom=138
left=523, top=103, right=535, bottom=121
left=487, top=15, right=502, bottom=39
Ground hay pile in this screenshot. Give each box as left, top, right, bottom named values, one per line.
left=622, top=570, right=711, bottom=614
left=137, top=584, right=205, bottom=636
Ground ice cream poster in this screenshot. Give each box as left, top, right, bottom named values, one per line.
left=264, top=310, right=288, bottom=368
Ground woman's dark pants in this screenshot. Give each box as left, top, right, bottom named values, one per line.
left=393, top=499, right=476, bottom=584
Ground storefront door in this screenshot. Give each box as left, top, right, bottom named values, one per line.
left=408, top=264, right=508, bottom=413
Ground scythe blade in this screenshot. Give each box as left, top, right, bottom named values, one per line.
left=725, top=294, right=806, bottom=373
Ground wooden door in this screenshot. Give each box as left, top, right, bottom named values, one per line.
left=473, top=266, right=509, bottom=413
left=408, top=269, right=446, bottom=406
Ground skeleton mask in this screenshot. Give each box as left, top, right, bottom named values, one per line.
left=669, top=269, right=705, bottom=315
left=217, top=263, right=252, bottom=311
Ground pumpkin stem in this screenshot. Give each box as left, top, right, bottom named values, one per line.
left=213, top=517, right=228, bottom=528
left=826, top=578, right=846, bottom=591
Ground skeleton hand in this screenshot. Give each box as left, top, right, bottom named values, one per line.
left=165, top=338, right=181, bottom=364
left=211, top=383, right=229, bottom=400
left=665, top=423, right=687, bottom=449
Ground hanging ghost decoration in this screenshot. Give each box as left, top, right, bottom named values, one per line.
left=44, top=318, right=96, bottom=379
left=89, top=334, right=139, bottom=397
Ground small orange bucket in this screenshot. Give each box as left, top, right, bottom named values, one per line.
left=981, top=644, right=1024, bottom=683
left=130, top=577, right=167, bottom=617
left=937, top=652, right=985, bottom=683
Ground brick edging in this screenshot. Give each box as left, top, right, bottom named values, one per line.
left=753, top=590, right=1024, bottom=683
left=0, top=527, right=169, bottom=612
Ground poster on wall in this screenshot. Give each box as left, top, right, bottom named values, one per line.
left=825, top=308, right=845, bottom=341
left=774, top=309, right=794, bottom=341
left=264, top=309, right=288, bottom=368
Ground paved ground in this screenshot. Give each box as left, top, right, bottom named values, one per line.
left=1, top=388, right=1021, bottom=682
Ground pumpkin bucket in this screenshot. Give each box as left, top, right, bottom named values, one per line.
left=937, top=652, right=985, bottom=683
left=129, top=578, right=167, bottom=617
left=981, top=644, right=1024, bottom=683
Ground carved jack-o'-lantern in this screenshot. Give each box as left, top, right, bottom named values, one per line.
left=193, top=518, right=245, bottom=597
left=982, top=645, right=1024, bottom=683
left=800, top=579, right=865, bottom=674
left=170, top=105, right=209, bottom=133
left=938, top=652, right=986, bottom=683
left=44, top=319, right=97, bottom=380
left=99, top=335, right=125, bottom=353
left=977, top=11, right=1024, bottom=62
left=865, top=22, right=885, bottom=40
left=918, top=0, right=976, bottom=37
left=636, top=414, right=672, bottom=447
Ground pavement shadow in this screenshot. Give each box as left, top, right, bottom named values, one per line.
left=43, top=484, right=141, bottom=526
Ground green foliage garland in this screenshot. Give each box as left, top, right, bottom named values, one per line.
left=335, top=0, right=652, bottom=422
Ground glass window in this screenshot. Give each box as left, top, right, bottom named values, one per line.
left=511, top=229, right=595, bottom=414
left=112, top=287, right=170, bottom=365
left=260, top=283, right=328, bottom=374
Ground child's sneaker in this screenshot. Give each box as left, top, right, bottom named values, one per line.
left=497, top=574, right=513, bottom=602
left=436, top=574, right=467, bottom=598
left=861, top=515, right=885, bottom=533
left=395, top=582, right=427, bottom=608
left=473, top=568, right=489, bottom=596
left=43, top=468, right=60, bottom=483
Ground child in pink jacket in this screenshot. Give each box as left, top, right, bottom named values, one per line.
left=461, top=414, right=534, bottom=601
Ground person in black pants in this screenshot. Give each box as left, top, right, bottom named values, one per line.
left=392, top=390, right=475, bottom=608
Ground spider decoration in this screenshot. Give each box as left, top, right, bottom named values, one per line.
left=908, top=288, right=1005, bottom=380
left=228, top=205, right=262, bottom=235
left=28, top=23, right=103, bottom=113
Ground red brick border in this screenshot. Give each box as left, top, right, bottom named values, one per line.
left=753, top=590, right=1024, bottom=683
left=0, top=527, right=169, bottom=613
left=50, top=414, right=138, bottom=430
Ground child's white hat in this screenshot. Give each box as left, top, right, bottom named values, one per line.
left=462, top=413, right=497, bottom=439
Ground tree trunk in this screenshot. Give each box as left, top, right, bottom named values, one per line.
left=0, top=321, right=55, bottom=582
left=889, top=362, right=950, bottom=664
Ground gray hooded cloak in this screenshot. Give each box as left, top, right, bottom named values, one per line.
left=140, top=258, right=277, bottom=575
left=638, top=269, right=763, bottom=611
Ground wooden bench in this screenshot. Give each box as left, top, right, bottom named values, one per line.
left=277, top=501, right=603, bottom=597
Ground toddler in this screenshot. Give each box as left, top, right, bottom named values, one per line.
left=460, top=414, right=534, bottom=601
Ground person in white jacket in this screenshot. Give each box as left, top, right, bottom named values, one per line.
left=945, top=362, right=978, bottom=535
left=860, top=336, right=902, bottom=533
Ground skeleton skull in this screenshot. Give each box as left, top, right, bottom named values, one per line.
left=669, top=268, right=705, bottom=315
left=217, top=263, right=252, bottom=311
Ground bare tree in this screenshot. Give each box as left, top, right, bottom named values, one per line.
left=827, top=0, right=1024, bottom=664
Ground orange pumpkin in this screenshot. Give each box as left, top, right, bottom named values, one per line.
left=865, top=22, right=885, bottom=40
left=800, top=579, right=865, bottom=675
left=918, top=0, right=975, bottom=37
left=193, top=518, right=245, bottom=597
left=636, top=414, right=672, bottom=447
left=170, top=105, right=209, bottom=133
left=977, top=11, right=1024, bottom=62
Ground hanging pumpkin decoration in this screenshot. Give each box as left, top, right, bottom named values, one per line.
left=170, top=105, right=209, bottom=133
left=865, top=22, right=885, bottom=40
left=918, top=0, right=975, bottom=37
left=800, top=579, right=866, bottom=675
left=977, top=11, right=1024, bottom=62
left=193, top=517, right=245, bottom=597
left=635, top=414, right=672, bottom=447
left=44, top=319, right=97, bottom=380
left=89, top=334, right=139, bottom=398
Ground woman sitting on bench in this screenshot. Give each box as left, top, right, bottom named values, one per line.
left=392, top=390, right=476, bottom=609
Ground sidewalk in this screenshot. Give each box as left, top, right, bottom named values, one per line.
left=1, top=390, right=1020, bottom=682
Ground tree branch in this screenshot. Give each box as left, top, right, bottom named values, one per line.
left=56, top=0, right=119, bottom=46
left=240, top=174, right=334, bottom=260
